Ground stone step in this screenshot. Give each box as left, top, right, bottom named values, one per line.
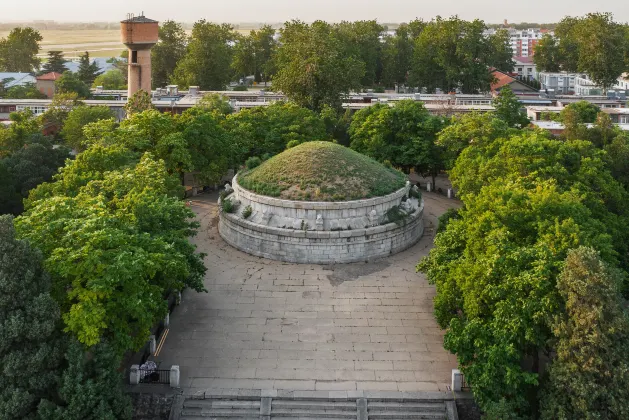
left=180, top=408, right=260, bottom=418
left=184, top=399, right=260, bottom=410
left=271, top=408, right=357, bottom=418
left=272, top=399, right=356, bottom=411
left=368, top=412, right=446, bottom=420
left=368, top=401, right=446, bottom=412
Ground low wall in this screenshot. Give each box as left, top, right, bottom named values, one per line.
left=232, top=175, right=411, bottom=230
left=219, top=201, right=424, bottom=264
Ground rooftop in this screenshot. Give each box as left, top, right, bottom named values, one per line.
left=36, top=72, right=62, bottom=81
left=238, top=141, right=407, bottom=201
left=121, top=15, right=158, bottom=23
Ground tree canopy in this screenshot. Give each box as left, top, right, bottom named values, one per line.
left=76, top=52, right=102, bottom=86
left=55, top=72, right=91, bottom=99
left=272, top=20, right=364, bottom=110
left=172, top=21, right=236, bottom=90
left=41, top=51, right=68, bottom=75
left=0, top=27, right=42, bottom=72
left=152, top=20, right=188, bottom=88
left=418, top=116, right=629, bottom=418
left=349, top=100, right=446, bottom=184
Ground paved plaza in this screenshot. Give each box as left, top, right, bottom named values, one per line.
left=156, top=190, right=458, bottom=394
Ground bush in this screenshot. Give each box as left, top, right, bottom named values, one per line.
left=242, top=205, right=252, bottom=219
left=286, top=140, right=300, bottom=149
left=245, top=156, right=262, bottom=170
left=221, top=198, right=235, bottom=213
left=373, top=86, right=385, bottom=93
left=232, top=85, right=248, bottom=91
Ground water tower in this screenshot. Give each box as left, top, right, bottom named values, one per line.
left=120, top=13, right=159, bottom=97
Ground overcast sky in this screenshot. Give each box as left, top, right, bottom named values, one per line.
left=3, top=1, right=629, bottom=24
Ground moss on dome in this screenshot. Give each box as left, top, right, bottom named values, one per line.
left=238, top=141, right=406, bottom=201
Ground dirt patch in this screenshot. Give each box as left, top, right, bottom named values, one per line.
left=325, top=259, right=391, bottom=286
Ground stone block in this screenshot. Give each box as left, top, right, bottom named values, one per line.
left=169, top=365, right=180, bottom=388
left=451, top=369, right=463, bottom=391
left=129, top=364, right=140, bottom=385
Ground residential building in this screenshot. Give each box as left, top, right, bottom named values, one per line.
left=490, top=69, right=538, bottom=93
left=484, top=28, right=552, bottom=57
left=513, top=56, right=537, bottom=80
left=35, top=72, right=62, bottom=98
left=538, top=72, right=584, bottom=94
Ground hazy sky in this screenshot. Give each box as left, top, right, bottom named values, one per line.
left=3, top=1, right=629, bottom=23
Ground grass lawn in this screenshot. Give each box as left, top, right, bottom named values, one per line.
left=238, top=141, right=407, bottom=201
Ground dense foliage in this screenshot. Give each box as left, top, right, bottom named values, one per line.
left=152, top=20, right=188, bottom=88
left=0, top=27, right=42, bottom=72
left=418, top=115, right=629, bottom=418
left=41, top=51, right=68, bottom=75
left=349, top=100, right=445, bottom=185
left=534, top=13, right=629, bottom=91
left=0, top=215, right=64, bottom=419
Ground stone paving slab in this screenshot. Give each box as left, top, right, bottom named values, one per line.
left=155, top=191, right=459, bottom=393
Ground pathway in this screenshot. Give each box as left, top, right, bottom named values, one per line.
left=155, top=191, right=459, bottom=395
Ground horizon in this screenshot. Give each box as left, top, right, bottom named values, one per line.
left=2, top=1, right=629, bottom=24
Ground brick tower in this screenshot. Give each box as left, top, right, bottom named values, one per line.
left=120, top=13, right=159, bottom=97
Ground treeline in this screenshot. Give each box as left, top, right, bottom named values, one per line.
left=152, top=17, right=515, bottom=109
left=419, top=98, right=629, bottom=417
left=535, top=12, right=629, bottom=90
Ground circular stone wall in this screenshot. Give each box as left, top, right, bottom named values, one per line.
left=218, top=175, right=424, bottom=264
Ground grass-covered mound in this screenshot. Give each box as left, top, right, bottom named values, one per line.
left=238, top=141, right=406, bottom=201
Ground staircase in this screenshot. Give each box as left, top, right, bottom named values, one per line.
left=176, top=391, right=456, bottom=420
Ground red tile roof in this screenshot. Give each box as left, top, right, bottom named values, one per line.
left=514, top=56, right=534, bottom=64
left=36, top=72, right=62, bottom=81
left=490, top=69, right=517, bottom=91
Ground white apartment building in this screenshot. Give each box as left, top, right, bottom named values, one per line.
left=539, top=72, right=585, bottom=94
left=484, top=28, right=552, bottom=57
left=513, top=56, right=538, bottom=80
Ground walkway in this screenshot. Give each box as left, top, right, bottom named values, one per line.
left=155, top=191, right=459, bottom=395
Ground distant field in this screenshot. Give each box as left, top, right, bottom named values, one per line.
left=0, top=28, right=254, bottom=59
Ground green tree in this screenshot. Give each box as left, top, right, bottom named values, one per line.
left=39, top=93, right=84, bottom=137
left=152, top=20, right=188, bottom=88
left=60, top=106, right=114, bottom=150
left=124, top=89, right=154, bottom=116
left=273, top=20, right=365, bottom=110
left=419, top=131, right=629, bottom=417
left=92, top=69, right=126, bottom=90
left=41, top=51, right=68, bottom=74
left=436, top=112, right=512, bottom=169
left=0, top=215, right=64, bottom=419
left=3, top=82, right=46, bottom=99
left=349, top=100, right=445, bottom=185
left=410, top=17, right=503, bottom=94
left=16, top=151, right=206, bottom=352
left=37, top=340, right=132, bottom=420
left=76, top=52, right=102, bottom=86
left=561, top=101, right=600, bottom=124
left=55, top=72, right=91, bottom=99
left=223, top=101, right=328, bottom=162
left=540, top=247, right=629, bottom=420
left=572, top=13, right=626, bottom=92
left=232, top=25, right=278, bottom=84
left=172, top=21, right=236, bottom=90
left=0, top=27, right=42, bottom=72
left=1, top=135, right=71, bottom=215
left=196, top=93, right=233, bottom=116
left=533, top=34, right=561, bottom=72
left=487, top=28, right=515, bottom=72
left=0, top=109, right=41, bottom=157
left=334, top=20, right=384, bottom=87
left=381, top=24, right=414, bottom=90
left=492, top=85, right=530, bottom=128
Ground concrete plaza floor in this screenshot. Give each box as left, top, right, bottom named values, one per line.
left=155, top=191, right=459, bottom=394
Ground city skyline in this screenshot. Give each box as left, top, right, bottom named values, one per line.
left=2, top=1, right=629, bottom=24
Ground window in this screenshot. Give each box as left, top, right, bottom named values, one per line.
left=131, top=50, right=138, bottom=64
left=518, top=67, right=523, bottom=72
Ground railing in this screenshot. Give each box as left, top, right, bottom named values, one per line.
left=139, top=368, right=171, bottom=384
